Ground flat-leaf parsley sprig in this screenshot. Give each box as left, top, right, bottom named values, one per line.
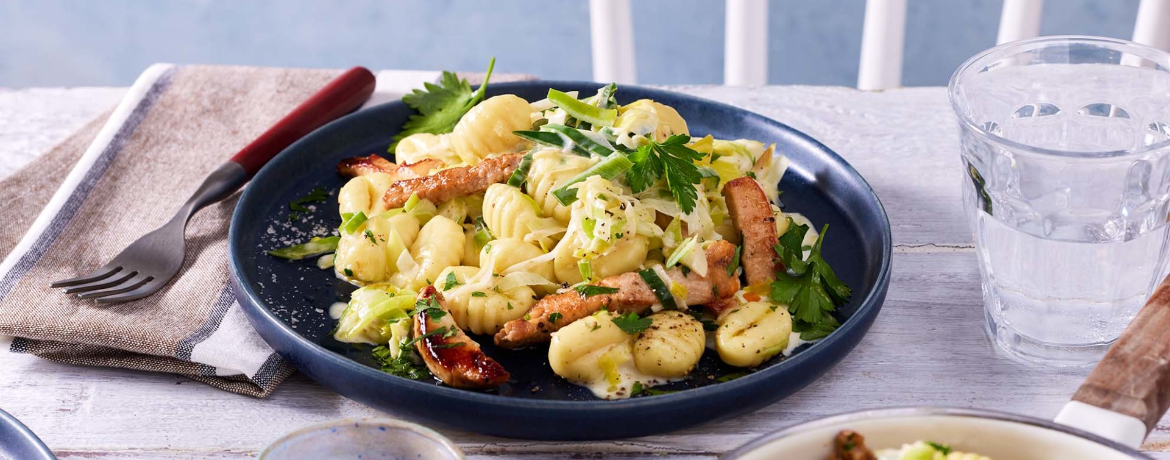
left=389, top=58, right=496, bottom=151
left=627, top=134, right=707, bottom=214
left=770, top=217, right=851, bottom=340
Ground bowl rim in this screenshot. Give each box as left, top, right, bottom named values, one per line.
left=258, top=418, right=464, bottom=459
left=228, top=80, right=894, bottom=412
left=721, top=406, right=1150, bottom=459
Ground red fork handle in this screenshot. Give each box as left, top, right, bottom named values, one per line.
left=229, top=66, right=377, bottom=178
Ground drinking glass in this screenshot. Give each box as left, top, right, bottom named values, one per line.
left=949, top=36, right=1170, bottom=365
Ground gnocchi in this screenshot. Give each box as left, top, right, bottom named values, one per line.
left=715, top=301, right=793, bottom=368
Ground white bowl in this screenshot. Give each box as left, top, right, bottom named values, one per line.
left=724, top=407, right=1148, bottom=460
left=259, top=418, right=464, bottom=460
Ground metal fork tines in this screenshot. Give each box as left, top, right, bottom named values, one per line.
left=51, top=162, right=247, bottom=303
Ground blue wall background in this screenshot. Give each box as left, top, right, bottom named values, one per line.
left=0, top=0, right=1143, bottom=88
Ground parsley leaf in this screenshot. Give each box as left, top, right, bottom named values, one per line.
left=611, top=312, right=653, bottom=335
left=626, top=134, right=706, bottom=214
left=770, top=223, right=852, bottom=340
left=413, top=297, right=447, bottom=320
left=441, top=271, right=460, bottom=291
left=548, top=312, right=563, bottom=323
left=471, top=291, right=487, bottom=298
left=774, top=217, right=810, bottom=274
left=389, top=58, right=496, bottom=151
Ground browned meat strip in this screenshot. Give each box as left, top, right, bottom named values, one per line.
left=413, top=286, right=510, bottom=389
left=382, top=153, right=523, bottom=209
left=337, top=154, right=442, bottom=179
left=495, top=240, right=740, bottom=349
left=723, top=176, right=781, bottom=286
left=828, top=431, right=876, bottom=460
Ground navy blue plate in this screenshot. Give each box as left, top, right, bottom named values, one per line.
left=0, top=409, right=55, bottom=460
left=229, top=81, right=892, bottom=440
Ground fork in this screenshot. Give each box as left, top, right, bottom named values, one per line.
left=51, top=66, right=377, bottom=303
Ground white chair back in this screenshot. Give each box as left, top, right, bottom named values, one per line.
left=588, top=0, right=1170, bottom=90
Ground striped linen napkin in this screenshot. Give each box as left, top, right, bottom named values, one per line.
left=0, top=64, right=533, bottom=397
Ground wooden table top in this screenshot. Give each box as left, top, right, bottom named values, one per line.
left=2, top=83, right=1166, bottom=459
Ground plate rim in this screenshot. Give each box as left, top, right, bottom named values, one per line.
left=228, top=80, right=893, bottom=411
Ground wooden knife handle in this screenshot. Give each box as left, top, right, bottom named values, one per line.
left=1072, top=274, right=1170, bottom=432
left=228, top=66, right=376, bottom=178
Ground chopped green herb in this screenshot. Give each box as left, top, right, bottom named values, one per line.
left=288, top=186, right=329, bottom=221
left=267, top=236, right=340, bottom=260
left=627, top=134, right=706, bottom=214
left=631, top=381, right=677, bottom=396
left=471, top=291, right=487, bottom=298
left=715, top=371, right=750, bottom=382
left=926, top=442, right=952, bottom=455
left=363, top=229, right=377, bottom=244
left=771, top=222, right=851, bottom=340
left=390, top=58, right=496, bottom=151
left=548, top=312, right=563, bottom=323
left=402, top=326, right=446, bottom=349
left=612, top=312, right=652, bottom=335
left=413, top=297, right=447, bottom=320
left=507, top=302, right=515, bottom=310
left=591, top=324, right=602, bottom=332
left=343, top=268, right=354, bottom=277
left=372, top=344, right=430, bottom=380
left=442, top=271, right=459, bottom=290
left=727, top=245, right=742, bottom=276
left=574, top=284, right=620, bottom=297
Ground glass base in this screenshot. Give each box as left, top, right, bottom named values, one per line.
left=984, top=310, right=1114, bottom=367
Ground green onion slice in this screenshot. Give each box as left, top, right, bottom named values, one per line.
left=578, top=259, right=593, bottom=282
left=637, top=268, right=679, bottom=310
left=551, top=153, right=634, bottom=206
left=267, top=236, right=340, bottom=260
left=340, top=212, right=368, bottom=234
left=513, top=131, right=591, bottom=157
left=540, top=124, right=614, bottom=157
left=548, top=88, right=617, bottom=127
left=507, top=150, right=536, bottom=187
